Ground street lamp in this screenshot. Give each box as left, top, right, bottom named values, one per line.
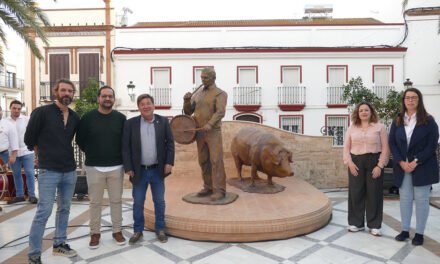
left=403, top=78, right=413, bottom=89
left=127, top=81, right=135, bottom=101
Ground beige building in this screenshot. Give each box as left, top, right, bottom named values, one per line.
left=24, top=0, right=114, bottom=110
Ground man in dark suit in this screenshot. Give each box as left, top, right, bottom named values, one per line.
left=122, top=94, right=175, bottom=244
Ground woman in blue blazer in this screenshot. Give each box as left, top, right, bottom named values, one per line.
left=389, top=87, right=439, bottom=246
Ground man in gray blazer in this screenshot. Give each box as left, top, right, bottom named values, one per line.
left=122, top=94, right=175, bottom=244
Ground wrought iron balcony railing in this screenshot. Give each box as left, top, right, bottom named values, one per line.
left=149, top=87, right=172, bottom=108
left=277, top=86, right=306, bottom=111
left=373, top=85, right=395, bottom=100
left=327, top=86, right=347, bottom=106
left=0, top=75, right=24, bottom=90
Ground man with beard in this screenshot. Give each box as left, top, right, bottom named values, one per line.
left=25, top=79, right=80, bottom=264
left=7, top=100, right=38, bottom=204
left=76, top=86, right=127, bottom=249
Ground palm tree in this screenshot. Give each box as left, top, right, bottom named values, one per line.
left=0, top=0, right=52, bottom=65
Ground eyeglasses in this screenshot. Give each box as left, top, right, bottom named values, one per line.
left=404, top=96, right=418, bottom=101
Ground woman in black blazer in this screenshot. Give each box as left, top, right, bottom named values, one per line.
left=389, top=87, right=439, bottom=246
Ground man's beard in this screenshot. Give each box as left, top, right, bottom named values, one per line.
left=100, top=101, right=114, bottom=109
left=58, top=95, right=73, bottom=106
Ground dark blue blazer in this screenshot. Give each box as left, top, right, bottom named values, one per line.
left=389, top=115, right=439, bottom=187
left=122, top=114, right=175, bottom=186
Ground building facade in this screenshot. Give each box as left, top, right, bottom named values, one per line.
left=24, top=2, right=440, bottom=148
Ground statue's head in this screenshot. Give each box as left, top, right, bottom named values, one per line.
left=201, top=67, right=216, bottom=87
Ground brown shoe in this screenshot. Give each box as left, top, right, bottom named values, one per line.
left=210, top=192, right=225, bottom=201
left=156, top=230, right=168, bottom=243
left=7, top=196, right=25, bottom=204
left=112, top=231, right=126, bottom=245
left=89, top=233, right=100, bottom=249
left=196, top=188, right=212, bottom=197
left=129, top=232, right=143, bottom=245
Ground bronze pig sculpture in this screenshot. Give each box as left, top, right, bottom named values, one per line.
left=231, top=127, right=294, bottom=186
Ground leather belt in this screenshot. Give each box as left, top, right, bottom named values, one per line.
left=141, top=164, right=158, bottom=170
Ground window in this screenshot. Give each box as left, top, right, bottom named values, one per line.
left=327, top=65, right=348, bottom=86
left=193, top=66, right=214, bottom=88
left=281, top=66, right=301, bottom=86
left=237, top=66, right=258, bottom=86
left=373, top=65, right=393, bottom=85
left=280, top=115, right=303, bottom=134
left=151, top=67, right=171, bottom=88
left=373, top=65, right=394, bottom=100
left=233, top=113, right=262, bottom=123
left=325, top=115, right=349, bottom=147
left=150, top=67, right=172, bottom=106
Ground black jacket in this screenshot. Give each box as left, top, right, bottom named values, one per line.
left=389, top=115, right=439, bottom=187
left=122, top=114, right=175, bottom=185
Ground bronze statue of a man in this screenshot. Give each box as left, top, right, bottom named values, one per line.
left=183, top=68, right=228, bottom=201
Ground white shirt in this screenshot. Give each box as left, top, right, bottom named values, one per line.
left=404, top=112, right=417, bottom=147
left=0, top=118, right=19, bottom=153
left=7, top=115, right=33, bottom=157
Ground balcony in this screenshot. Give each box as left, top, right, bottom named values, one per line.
left=233, top=86, right=261, bottom=112
left=327, top=86, right=348, bottom=108
left=373, top=85, right=395, bottom=100
left=0, top=75, right=24, bottom=91
left=278, top=86, right=306, bottom=111
left=149, top=87, right=172, bottom=109
left=39, top=81, right=105, bottom=101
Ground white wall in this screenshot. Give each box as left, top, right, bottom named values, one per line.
left=114, top=50, right=405, bottom=136
left=113, top=23, right=410, bottom=136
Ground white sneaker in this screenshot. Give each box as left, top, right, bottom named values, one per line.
left=369, top=228, right=382, bottom=236
left=348, top=225, right=365, bottom=232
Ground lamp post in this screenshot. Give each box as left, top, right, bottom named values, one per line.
left=403, top=78, right=413, bottom=89
left=127, top=81, right=135, bottom=102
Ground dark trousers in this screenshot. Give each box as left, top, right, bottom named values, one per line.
left=348, top=153, right=383, bottom=229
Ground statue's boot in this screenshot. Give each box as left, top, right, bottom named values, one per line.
left=196, top=188, right=213, bottom=197
left=210, top=192, right=225, bottom=201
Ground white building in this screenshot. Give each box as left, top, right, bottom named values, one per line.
left=0, top=32, right=25, bottom=116
left=112, top=18, right=408, bottom=146
left=25, top=1, right=440, bottom=147
left=24, top=0, right=114, bottom=110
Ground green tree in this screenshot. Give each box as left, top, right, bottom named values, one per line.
left=0, top=0, right=52, bottom=65
left=342, top=76, right=403, bottom=126
left=74, top=78, right=99, bottom=117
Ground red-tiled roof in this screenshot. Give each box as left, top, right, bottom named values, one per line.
left=130, top=18, right=395, bottom=28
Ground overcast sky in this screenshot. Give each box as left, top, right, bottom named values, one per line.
left=37, top=0, right=409, bottom=24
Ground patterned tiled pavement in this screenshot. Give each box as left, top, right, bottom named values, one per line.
left=1, top=186, right=439, bottom=264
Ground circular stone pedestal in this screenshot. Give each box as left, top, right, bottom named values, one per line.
left=143, top=175, right=332, bottom=242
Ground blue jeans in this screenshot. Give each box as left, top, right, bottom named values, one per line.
left=28, top=169, right=77, bottom=257
left=10, top=153, right=36, bottom=197
left=399, top=172, right=431, bottom=234
left=132, top=167, right=165, bottom=233
left=0, top=151, right=9, bottom=168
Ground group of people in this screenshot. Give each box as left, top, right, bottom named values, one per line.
left=25, top=67, right=227, bottom=264
left=343, top=87, right=439, bottom=246
left=0, top=100, right=38, bottom=206
left=3, top=68, right=436, bottom=263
